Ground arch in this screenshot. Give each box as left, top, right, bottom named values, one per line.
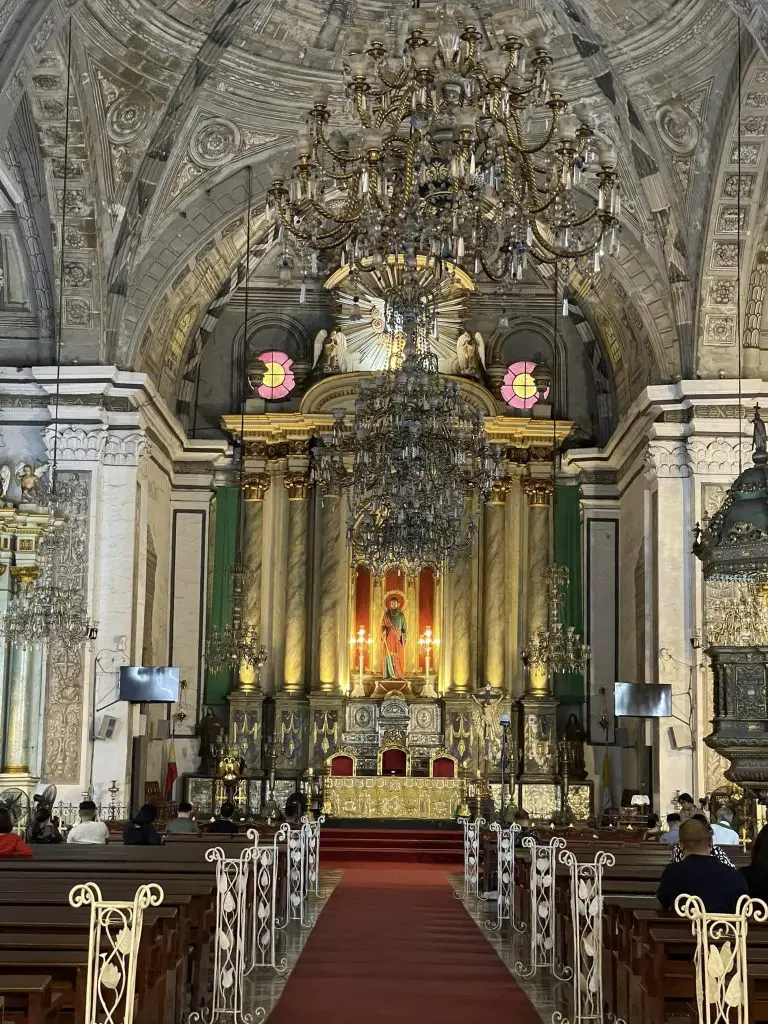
left=229, top=311, right=312, bottom=410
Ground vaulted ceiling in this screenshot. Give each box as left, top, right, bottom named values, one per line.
left=0, top=0, right=763, bottom=423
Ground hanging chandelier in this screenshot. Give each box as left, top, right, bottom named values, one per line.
left=205, top=167, right=269, bottom=689
left=0, top=544, right=96, bottom=651
left=523, top=564, right=590, bottom=674
left=312, top=287, right=501, bottom=573
left=268, top=6, right=620, bottom=284
left=206, top=565, right=268, bottom=679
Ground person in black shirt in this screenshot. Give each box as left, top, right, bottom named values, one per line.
left=741, top=823, right=768, bottom=902
left=123, top=804, right=164, bottom=846
left=657, top=817, right=748, bottom=914
left=208, top=802, right=238, bottom=837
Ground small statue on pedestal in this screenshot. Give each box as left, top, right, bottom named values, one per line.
left=564, top=713, right=588, bottom=780
left=195, top=708, right=222, bottom=776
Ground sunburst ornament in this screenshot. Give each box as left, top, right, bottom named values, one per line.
left=325, top=257, right=474, bottom=373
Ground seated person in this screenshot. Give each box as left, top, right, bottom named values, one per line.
left=678, top=792, right=696, bottom=822
left=643, top=813, right=661, bottom=840
left=657, top=817, right=748, bottom=914
left=284, top=792, right=307, bottom=825
left=0, top=808, right=32, bottom=858
left=164, top=801, right=198, bottom=835
left=67, top=800, right=109, bottom=844
left=661, top=813, right=681, bottom=845
left=711, top=807, right=740, bottom=846
left=123, top=804, right=164, bottom=845
left=513, top=808, right=537, bottom=846
left=741, top=823, right=768, bottom=902
left=208, top=802, right=238, bottom=836
left=670, top=813, right=735, bottom=866
left=28, top=806, right=63, bottom=844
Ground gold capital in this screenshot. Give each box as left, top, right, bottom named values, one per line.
left=490, top=479, right=511, bottom=506
left=522, top=477, right=553, bottom=507
left=243, top=473, right=271, bottom=502
left=284, top=472, right=311, bottom=502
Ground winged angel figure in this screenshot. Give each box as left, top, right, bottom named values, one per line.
left=453, top=331, right=486, bottom=377
left=313, top=328, right=348, bottom=374
left=15, top=462, right=49, bottom=504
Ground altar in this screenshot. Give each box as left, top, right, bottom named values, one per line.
left=324, top=776, right=464, bottom=820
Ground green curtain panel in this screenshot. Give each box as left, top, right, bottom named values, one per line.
left=204, top=486, right=238, bottom=709
left=553, top=484, right=584, bottom=703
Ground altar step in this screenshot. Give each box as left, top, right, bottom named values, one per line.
left=321, top=827, right=465, bottom=864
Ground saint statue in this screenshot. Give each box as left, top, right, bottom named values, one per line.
left=452, top=331, right=486, bottom=377
left=564, top=713, right=587, bottom=780
left=471, top=685, right=504, bottom=770
left=753, top=405, right=767, bottom=458
left=195, top=707, right=222, bottom=776
left=381, top=596, right=407, bottom=679
left=313, top=328, right=348, bottom=374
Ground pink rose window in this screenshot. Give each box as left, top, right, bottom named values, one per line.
left=500, top=360, right=549, bottom=410
left=252, top=351, right=296, bottom=400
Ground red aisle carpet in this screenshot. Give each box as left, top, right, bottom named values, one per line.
left=268, top=864, right=541, bottom=1024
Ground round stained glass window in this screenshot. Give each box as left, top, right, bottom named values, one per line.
left=500, top=360, right=549, bottom=410
left=251, top=350, right=296, bottom=400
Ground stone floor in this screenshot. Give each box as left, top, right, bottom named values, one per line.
left=244, top=869, right=343, bottom=1019
left=450, top=874, right=571, bottom=1024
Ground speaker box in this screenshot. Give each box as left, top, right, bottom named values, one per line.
left=95, top=715, right=117, bottom=740
left=668, top=725, right=693, bottom=750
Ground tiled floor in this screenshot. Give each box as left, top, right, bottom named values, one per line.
left=450, top=874, right=571, bottom=1024
left=244, top=870, right=343, bottom=1019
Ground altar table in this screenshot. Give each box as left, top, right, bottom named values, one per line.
left=324, top=776, right=463, bottom=819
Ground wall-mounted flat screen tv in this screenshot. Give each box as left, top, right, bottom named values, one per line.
left=614, top=681, right=672, bottom=718
left=119, top=666, right=180, bottom=704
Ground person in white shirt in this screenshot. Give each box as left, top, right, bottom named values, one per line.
left=67, top=800, right=109, bottom=844
left=711, top=807, right=740, bottom=846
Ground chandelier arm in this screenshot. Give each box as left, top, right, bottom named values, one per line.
left=273, top=202, right=351, bottom=247
left=369, top=56, right=410, bottom=92
left=501, top=104, right=565, bottom=157
left=314, top=121, right=374, bottom=170
left=530, top=220, right=609, bottom=261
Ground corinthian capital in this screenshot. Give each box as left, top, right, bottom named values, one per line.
left=243, top=473, right=271, bottom=502
left=644, top=439, right=690, bottom=481
left=522, top=477, right=553, bottom=506
left=284, top=471, right=311, bottom=501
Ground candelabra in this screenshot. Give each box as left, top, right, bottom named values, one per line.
left=418, top=626, right=440, bottom=696
left=349, top=626, right=372, bottom=696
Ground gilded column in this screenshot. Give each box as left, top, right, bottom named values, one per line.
left=242, top=472, right=270, bottom=630
left=240, top=472, right=270, bottom=691
left=3, top=565, right=35, bottom=772
left=406, top=573, right=418, bottom=674
left=483, top=479, right=509, bottom=691
left=282, top=471, right=311, bottom=693
left=372, top=573, right=384, bottom=677
left=316, top=494, right=342, bottom=691
left=523, top=476, right=553, bottom=696
left=451, top=551, right=472, bottom=693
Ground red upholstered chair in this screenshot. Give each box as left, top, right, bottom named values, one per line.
left=431, top=755, right=457, bottom=779
left=381, top=748, right=407, bottom=776
left=328, top=753, right=355, bottom=777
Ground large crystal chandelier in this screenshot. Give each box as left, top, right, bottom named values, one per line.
left=523, top=564, right=590, bottom=674
left=268, top=5, right=620, bottom=283
left=313, top=287, right=501, bottom=573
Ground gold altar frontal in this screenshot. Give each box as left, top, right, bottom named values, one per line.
left=324, top=776, right=464, bottom=819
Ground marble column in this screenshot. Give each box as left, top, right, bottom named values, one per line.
left=316, top=494, right=342, bottom=692
left=523, top=477, right=553, bottom=697
left=483, top=480, right=509, bottom=691
left=451, top=551, right=472, bottom=693
left=282, top=471, right=311, bottom=694
left=242, top=473, right=270, bottom=627
left=3, top=636, right=31, bottom=774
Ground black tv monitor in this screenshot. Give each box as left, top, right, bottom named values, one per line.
left=119, top=666, right=180, bottom=704
left=614, top=681, right=672, bottom=718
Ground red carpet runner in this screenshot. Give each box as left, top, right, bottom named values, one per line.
left=268, top=864, right=541, bottom=1024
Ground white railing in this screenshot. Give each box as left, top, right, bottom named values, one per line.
left=301, top=814, right=325, bottom=898
left=247, top=825, right=287, bottom=974
left=675, top=894, right=768, bottom=1024
left=515, top=836, right=571, bottom=980
left=456, top=816, right=486, bottom=900
left=188, top=847, right=264, bottom=1024
left=486, top=822, right=525, bottom=932
left=69, top=882, right=164, bottom=1024
left=552, top=849, right=615, bottom=1024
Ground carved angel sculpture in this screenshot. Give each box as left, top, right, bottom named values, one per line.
left=15, top=462, right=49, bottom=504
left=0, top=465, right=10, bottom=500
left=313, top=328, right=348, bottom=374
left=452, top=331, right=486, bottom=377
